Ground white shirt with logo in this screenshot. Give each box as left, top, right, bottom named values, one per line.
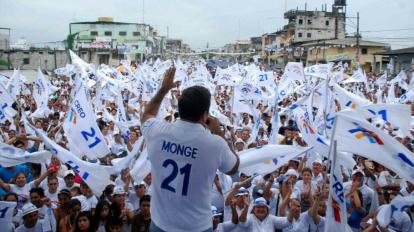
left=143, top=118, right=237, bottom=232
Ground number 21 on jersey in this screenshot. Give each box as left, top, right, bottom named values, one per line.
left=161, top=159, right=192, bottom=196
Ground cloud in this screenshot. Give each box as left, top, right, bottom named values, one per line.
left=0, top=0, right=413, bottom=49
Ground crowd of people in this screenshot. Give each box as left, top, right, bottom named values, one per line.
left=0, top=55, right=413, bottom=232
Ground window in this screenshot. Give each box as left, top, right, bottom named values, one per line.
left=91, top=31, right=98, bottom=36
left=298, top=19, right=303, bottom=25
left=23, top=52, right=29, bottom=54
left=325, top=20, right=330, bottom=26
left=23, top=58, right=29, bottom=65
left=38, top=51, right=43, bottom=54
left=361, top=48, right=368, bottom=54
left=119, top=31, right=127, bottom=36
left=104, top=31, right=112, bottom=36
left=307, top=33, right=312, bottom=38
left=48, top=51, right=54, bottom=54
left=298, top=33, right=303, bottom=38
left=133, top=31, right=141, bottom=36
left=307, top=19, right=312, bottom=25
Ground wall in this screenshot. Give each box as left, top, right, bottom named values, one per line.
left=0, top=50, right=69, bottom=70
left=293, top=12, right=345, bottom=43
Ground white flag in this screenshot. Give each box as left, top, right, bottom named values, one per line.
left=0, top=143, right=52, bottom=167
left=398, top=89, right=414, bottom=104
left=238, top=145, right=311, bottom=176
left=346, top=104, right=413, bottom=138
left=333, top=83, right=371, bottom=109
left=375, top=73, right=387, bottom=86
left=334, top=113, right=414, bottom=184
left=0, top=201, right=17, bottom=232
left=325, top=145, right=352, bottom=232
left=377, top=195, right=414, bottom=227
left=281, top=62, right=305, bottom=83
left=28, top=124, right=113, bottom=195
left=292, top=107, right=330, bottom=157
left=130, top=148, right=151, bottom=184
left=0, top=82, right=15, bottom=123
left=63, top=85, right=110, bottom=159
left=342, top=68, right=366, bottom=84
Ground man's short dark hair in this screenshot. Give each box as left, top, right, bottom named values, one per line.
left=140, top=194, right=151, bottom=205
left=178, top=86, right=211, bottom=122
left=30, top=187, right=45, bottom=197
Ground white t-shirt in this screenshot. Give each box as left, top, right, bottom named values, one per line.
left=15, top=219, right=52, bottom=232
left=239, top=214, right=291, bottom=231
left=85, top=195, right=98, bottom=209
left=343, top=181, right=375, bottom=211
left=10, top=181, right=36, bottom=204
left=143, top=118, right=237, bottom=232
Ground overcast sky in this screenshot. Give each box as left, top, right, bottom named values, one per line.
left=1, top=0, right=413, bottom=50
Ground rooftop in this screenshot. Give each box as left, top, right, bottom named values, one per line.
left=300, top=37, right=390, bottom=48
left=375, top=47, right=414, bottom=55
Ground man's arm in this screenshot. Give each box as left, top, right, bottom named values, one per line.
left=205, top=116, right=239, bottom=176
left=140, top=67, right=176, bottom=125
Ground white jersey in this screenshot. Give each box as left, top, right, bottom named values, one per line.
left=143, top=118, right=237, bottom=232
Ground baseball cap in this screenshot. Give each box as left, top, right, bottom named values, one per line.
left=112, top=186, right=126, bottom=195
left=312, top=159, right=323, bottom=165
left=134, top=181, right=146, bottom=188
left=235, top=138, right=245, bottom=145
left=236, top=127, right=243, bottom=132
left=285, top=169, right=299, bottom=178
left=64, top=170, right=75, bottom=178
left=235, top=187, right=249, bottom=196
left=211, top=206, right=222, bottom=217
left=253, top=197, right=269, bottom=208
left=22, top=203, right=38, bottom=217
left=252, top=186, right=264, bottom=200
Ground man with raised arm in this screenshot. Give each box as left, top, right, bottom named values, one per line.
left=141, top=66, right=239, bottom=232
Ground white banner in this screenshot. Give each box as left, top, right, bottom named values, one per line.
left=63, top=86, right=110, bottom=159
left=238, top=145, right=311, bottom=176
left=0, top=201, right=17, bottom=232
left=334, top=113, right=414, bottom=184
left=0, top=143, right=52, bottom=167
left=28, top=123, right=113, bottom=196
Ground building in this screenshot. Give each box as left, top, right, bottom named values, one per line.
left=375, top=47, right=414, bottom=74
left=284, top=2, right=346, bottom=44
left=69, top=17, right=165, bottom=65
left=303, top=37, right=390, bottom=72
left=0, top=48, right=69, bottom=71
left=250, top=37, right=262, bottom=53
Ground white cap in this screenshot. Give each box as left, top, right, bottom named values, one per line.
left=64, top=170, right=75, bottom=177
left=22, top=203, right=38, bottom=217
left=211, top=206, right=222, bottom=216
left=235, top=138, right=245, bottom=144
left=112, top=185, right=126, bottom=195
left=312, top=159, right=323, bottom=165
left=253, top=197, right=269, bottom=208
left=285, top=169, right=299, bottom=178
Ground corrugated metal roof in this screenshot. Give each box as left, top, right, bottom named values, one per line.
left=375, top=47, right=414, bottom=55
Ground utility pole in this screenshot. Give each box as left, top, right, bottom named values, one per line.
left=356, top=12, right=360, bottom=63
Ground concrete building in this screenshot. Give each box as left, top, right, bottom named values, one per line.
left=303, top=37, right=390, bottom=72
left=0, top=48, right=69, bottom=71
left=375, top=47, right=414, bottom=74
left=69, top=17, right=165, bottom=65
